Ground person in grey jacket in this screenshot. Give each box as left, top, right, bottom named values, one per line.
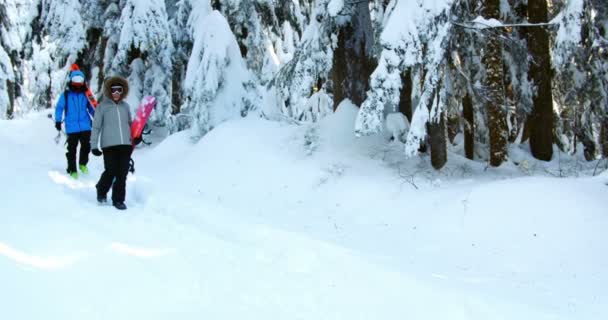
left=90, top=76, right=132, bottom=210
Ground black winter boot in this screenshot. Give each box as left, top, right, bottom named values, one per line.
left=113, top=202, right=127, bottom=210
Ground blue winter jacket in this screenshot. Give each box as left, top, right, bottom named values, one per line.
left=54, top=90, right=95, bottom=134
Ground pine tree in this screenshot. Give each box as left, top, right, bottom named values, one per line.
left=330, top=0, right=376, bottom=110
left=41, top=0, right=86, bottom=62
left=99, top=0, right=121, bottom=93
left=450, top=0, right=481, bottom=160
left=1, top=0, right=35, bottom=118
left=482, top=0, right=508, bottom=167
left=169, top=0, right=193, bottom=122
left=36, top=0, right=87, bottom=108
left=356, top=0, right=454, bottom=165
left=579, top=0, right=608, bottom=159
left=179, top=4, right=254, bottom=138
left=215, top=0, right=310, bottom=84
left=270, top=0, right=335, bottom=122
left=551, top=0, right=606, bottom=160
left=0, top=0, right=15, bottom=118
left=75, top=0, right=106, bottom=92
left=111, top=0, right=174, bottom=125
left=526, top=0, right=554, bottom=161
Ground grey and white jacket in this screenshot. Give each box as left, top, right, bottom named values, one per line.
left=90, top=76, right=132, bottom=149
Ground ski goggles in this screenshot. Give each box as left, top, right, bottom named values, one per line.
left=110, top=86, right=123, bottom=94
left=71, top=75, right=85, bottom=84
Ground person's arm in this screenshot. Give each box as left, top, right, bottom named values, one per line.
left=90, top=104, right=104, bottom=149
left=54, top=93, right=66, bottom=122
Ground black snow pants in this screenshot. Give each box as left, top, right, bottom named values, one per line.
left=96, top=145, right=132, bottom=204
left=66, top=131, right=91, bottom=173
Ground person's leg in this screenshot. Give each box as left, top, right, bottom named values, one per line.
left=65, top=133, right=79, bottom=174
left=78, top=131, right=91, bottom=171
left=96, top=146, right=117, bottom=200
left=112, top=146, right=132, bottom=205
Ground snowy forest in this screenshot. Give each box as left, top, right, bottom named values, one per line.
left=1, top=0, right=607, bottom=168
left=2, top=1, right=608, bottom=318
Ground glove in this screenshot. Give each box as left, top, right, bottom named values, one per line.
left=133, top=136, right=143, bottom=146
left=92, top=149, right=102, bottom=156
left=55, top=122, right=62, bottom=131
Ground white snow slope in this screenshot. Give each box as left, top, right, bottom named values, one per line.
left=0, top=103, right=607, bottom=320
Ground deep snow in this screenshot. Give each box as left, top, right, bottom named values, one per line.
left=0, top=104, right=607, bottom=319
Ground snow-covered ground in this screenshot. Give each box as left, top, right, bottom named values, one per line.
left=1, top=105, right=607, bottom=320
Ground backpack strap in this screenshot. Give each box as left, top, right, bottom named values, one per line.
left=64, top=90, right=69, bottom=115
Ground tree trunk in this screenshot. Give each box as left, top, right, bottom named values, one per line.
left=428, top=86, right=447, bottom=170
left=6, top=79, right=14, bottom=118
left=172, top=60, right=185, bottom=114
left=331, top=2, right=375, bottom=110
left=463, top=91, right=474, bottom=159
left=6, top=50, right=20, bottom=119
left=483, top=0, right=508, bottom=167
left=526, top=0, right=554, bottom=161
left=429, top=112, right=447, bottom=169
left=601, top=117, right=608, bottom=158
left=399, top=67, right=412, bottom=122
left=45, top=69, right=52, bottom=109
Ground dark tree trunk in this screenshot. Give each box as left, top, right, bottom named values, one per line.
left=428, top=86, right=447, bottom=170
left=463, top=91, right=474, bottom=159
left=399, top=68, right=412, bottom=122
left=45, top=69, right=52, bottom=109
left=429, top=112, right=448, bottom=169
left=6, top=79, right=14, bottom=118
left=601, top=117, right=608, bottom=158
left=526, top=0, right=554, bottom=161
left=172, top=60, right=185, bottom=114
left=483, top=0, right=508, bottom=167
left=6, top=50, right=20, bottom=118
left=331, top=2, right=375, bottom=110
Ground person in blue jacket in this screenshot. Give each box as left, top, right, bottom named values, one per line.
left=54, top=70, right=95, bottom=179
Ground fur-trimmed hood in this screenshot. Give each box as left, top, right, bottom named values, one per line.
left=103, top=76, right=129, bottom=101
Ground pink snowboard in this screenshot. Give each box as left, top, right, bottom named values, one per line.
left=131, top=95, right=156, bottom=145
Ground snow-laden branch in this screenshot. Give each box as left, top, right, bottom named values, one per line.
left=451, top=16, right=557, bottom=30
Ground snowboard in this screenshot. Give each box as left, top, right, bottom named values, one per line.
left=131, top=95, right=156, bottom=146
left=128, top=96, right=156, bottom=174
left=70, top=64, right=98, bottom=108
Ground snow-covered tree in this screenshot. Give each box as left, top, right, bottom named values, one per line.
left=356, top=0, right=454, bottom=164
left=41, top=0, right=85, bottom=62
left=525, top=0, right=555, bottom=161
left=169, top=0, right=193, bottom=118
left=330, top=0, right=376, bottom=110
left=215, top=0, right=312, bottom=84
left=110, top=0, right=174, bottom=125
left=553, top=0, right=607, bottom=159
left=178, top=4, right=255, bottom=138
left=481, top=0, right=509, bottom=167
left=269, top=0, right=338, bottom=122
left=2, top=0, right=607, bottom=171
left=40, top=0, right=87, bottom=100
left=2, top=0, right=39, bottom=117
left=0, top=0, right=15, bottom=118
left=99, top=0, right=121, bottom=92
